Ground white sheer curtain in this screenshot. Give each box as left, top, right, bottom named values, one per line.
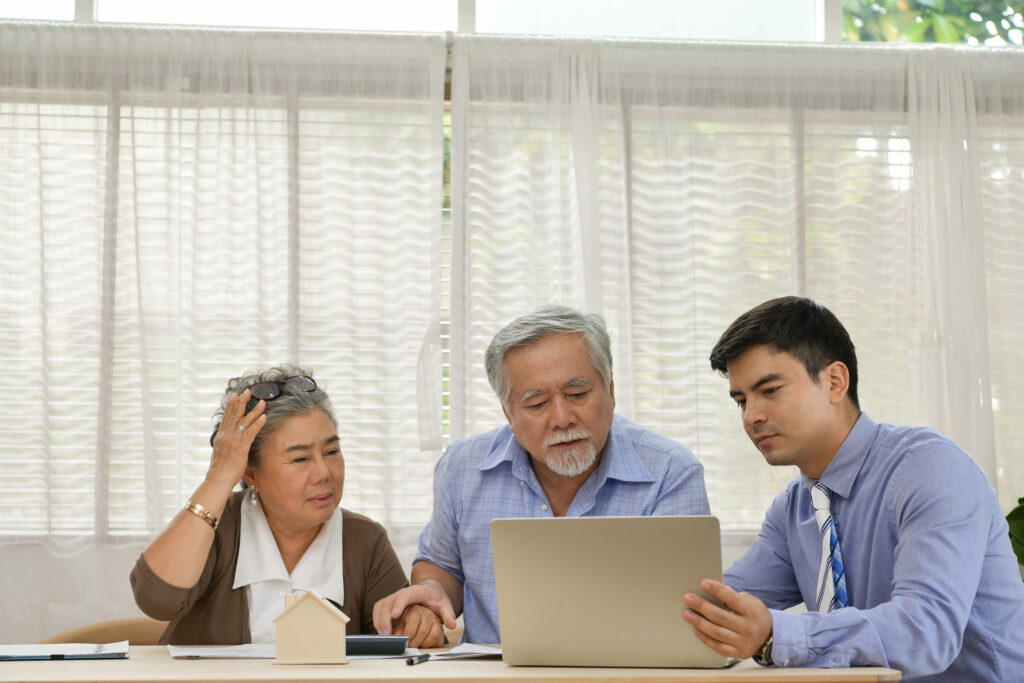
left=3, top=23, right=1024, bottom=644
left=447, top=36, right=1024, bottom=551
left=974, top=50, right=1024, bottom=509
left=0, top=22, right=446, bottom=642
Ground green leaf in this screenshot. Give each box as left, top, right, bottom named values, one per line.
left=944, top=14, right=969, bottom=29
left=843, top=14, right=864, bottom=41
left=881, top=14, right=902, bottom=41
left=932, top=13, right=962, bottom=42
left=1007, top=498, right=1024, bottom=566
left=916, top=0, right=946, bottom=11
left=903, top=17, right=933, bottom=41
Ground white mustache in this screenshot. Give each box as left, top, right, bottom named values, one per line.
left=544, top=430, right=591, bottom=448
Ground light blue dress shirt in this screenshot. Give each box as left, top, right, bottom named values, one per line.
left=415, top=414, right=710, bottom=644
left=726, top=413, right=1024, bottom=681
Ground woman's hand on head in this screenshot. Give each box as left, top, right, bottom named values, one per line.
left=208, top=389, right=267, bottom=488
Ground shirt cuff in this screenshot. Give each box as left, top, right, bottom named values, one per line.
left=765, top=608, right=803, bottom=668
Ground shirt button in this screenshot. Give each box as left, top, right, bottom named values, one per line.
left=520, top=481, right=525, bottom=487
left=541, top=504, right=548, bottom=511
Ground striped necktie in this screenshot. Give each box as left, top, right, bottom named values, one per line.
left=811, top=483, right=849, bottom=612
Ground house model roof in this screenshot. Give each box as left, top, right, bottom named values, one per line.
left=273, top=589, right=350, bottom=625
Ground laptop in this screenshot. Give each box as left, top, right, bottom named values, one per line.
left=491, top=515, right=728, bottom=668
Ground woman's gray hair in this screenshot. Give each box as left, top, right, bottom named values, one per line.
left=485, top=305, right=613, bottom=412
left=211, top=364, right=337, bottom=474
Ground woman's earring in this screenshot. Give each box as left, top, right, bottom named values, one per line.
left=250, top=488, right=259, bottom=506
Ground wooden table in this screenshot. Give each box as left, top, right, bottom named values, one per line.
left=0, top=645, right=901, bottom=682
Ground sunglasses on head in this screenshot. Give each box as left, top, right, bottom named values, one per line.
left=247, top=375, right=317, bottom=401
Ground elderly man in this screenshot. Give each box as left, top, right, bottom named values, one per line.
left=683, top=296, right=1024, bottom=681
left=374, top=305, right=710, bottom=645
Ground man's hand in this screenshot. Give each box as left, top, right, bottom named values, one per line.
left=389, top=604, right=446, bottom=648
left=373, top=581, right=458, bottom=637
left=682, top=579, right=772, bottom=660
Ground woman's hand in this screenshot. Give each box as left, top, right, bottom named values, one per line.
left=141, top=389, right=266, bottom=589
left=207, top=389, right=266, bottom=487
left=390, top=604, right=446, bottom=648
left=373, top=575, right=459, bottom=641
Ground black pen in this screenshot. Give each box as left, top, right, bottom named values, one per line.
left=406, top=653, right=431, bottom=666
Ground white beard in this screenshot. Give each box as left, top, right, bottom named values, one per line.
left=543, top=432, right=598, bottom=477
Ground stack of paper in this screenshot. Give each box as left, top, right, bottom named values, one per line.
left=0, top=641, right=129, bottom=661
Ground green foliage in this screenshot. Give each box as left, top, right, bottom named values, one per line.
left=1008, top=497, right=1024, bottom=569
left=844, top=0, right=1024, bottom=44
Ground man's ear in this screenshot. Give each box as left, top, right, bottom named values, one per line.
left=824, top=361, right=850, bottom=406
left=609, top=376, right=616, bottom=408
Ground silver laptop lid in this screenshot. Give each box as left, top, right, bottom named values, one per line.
left=492, top=515, right=727, bottom=668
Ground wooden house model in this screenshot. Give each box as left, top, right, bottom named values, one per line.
left=273, top=590, right=350, bottom=664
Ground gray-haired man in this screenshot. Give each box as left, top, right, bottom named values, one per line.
left=373, top=305, right=710, bottom=645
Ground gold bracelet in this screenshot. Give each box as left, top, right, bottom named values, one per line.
left=184, top=500, right=219, bottom=530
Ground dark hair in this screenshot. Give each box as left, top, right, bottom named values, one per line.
left=709, top=296, right=859, bottom=409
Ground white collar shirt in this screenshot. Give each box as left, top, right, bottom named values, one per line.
left=233, top=490, right=345, bottom=643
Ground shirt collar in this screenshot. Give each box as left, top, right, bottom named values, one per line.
left=599, top=415, right=657, bottom=484
left=233, top=490, right=345, bottom=606
left=804, top=412, right=877, bottom=499
left=477, top=425, right=525, bottom=473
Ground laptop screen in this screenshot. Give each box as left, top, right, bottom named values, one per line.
left=491, top=515, right=727, bottom=669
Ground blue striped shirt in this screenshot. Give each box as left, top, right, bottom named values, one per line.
left=726, top=413, right=1024, bottom=681
left=415, top=414, right=710, bottom=644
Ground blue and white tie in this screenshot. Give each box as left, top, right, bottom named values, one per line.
left=811, top=483, right=849, bottom=612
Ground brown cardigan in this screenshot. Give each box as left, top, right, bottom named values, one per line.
left=130, top=490, right=408, bottom=645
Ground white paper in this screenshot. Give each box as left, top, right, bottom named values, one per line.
left=426, top=643, right=502, bottom=660
left=168, top=643, right=275, bottom=659
left=0, top=640, right=129, bottom=660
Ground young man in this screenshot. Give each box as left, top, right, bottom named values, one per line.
left=373, top=305, right=710, bottom=646
left=684, top=296, right=1024, bottom=680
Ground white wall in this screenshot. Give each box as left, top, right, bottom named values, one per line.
left=1, top=543, right=149, bottom=643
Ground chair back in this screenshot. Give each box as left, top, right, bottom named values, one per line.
left=37, top=617, right=167, bottom=645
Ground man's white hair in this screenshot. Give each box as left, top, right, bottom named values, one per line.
left=484, top=305, right=612, bottom=413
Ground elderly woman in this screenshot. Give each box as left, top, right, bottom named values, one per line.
left=131, top=365, right=440, bottom=645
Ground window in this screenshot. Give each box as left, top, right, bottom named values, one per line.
left=2, top=0, right=833, bottom=41
left=96, top=0, right=458, bottom=32
left=0, top=0, right=73, bottom=21
left=3, top=19, right=1024, bottom=643
left=475, top=0, right=826, bottom=41
left=844, top=0, right=1024, bottom=45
